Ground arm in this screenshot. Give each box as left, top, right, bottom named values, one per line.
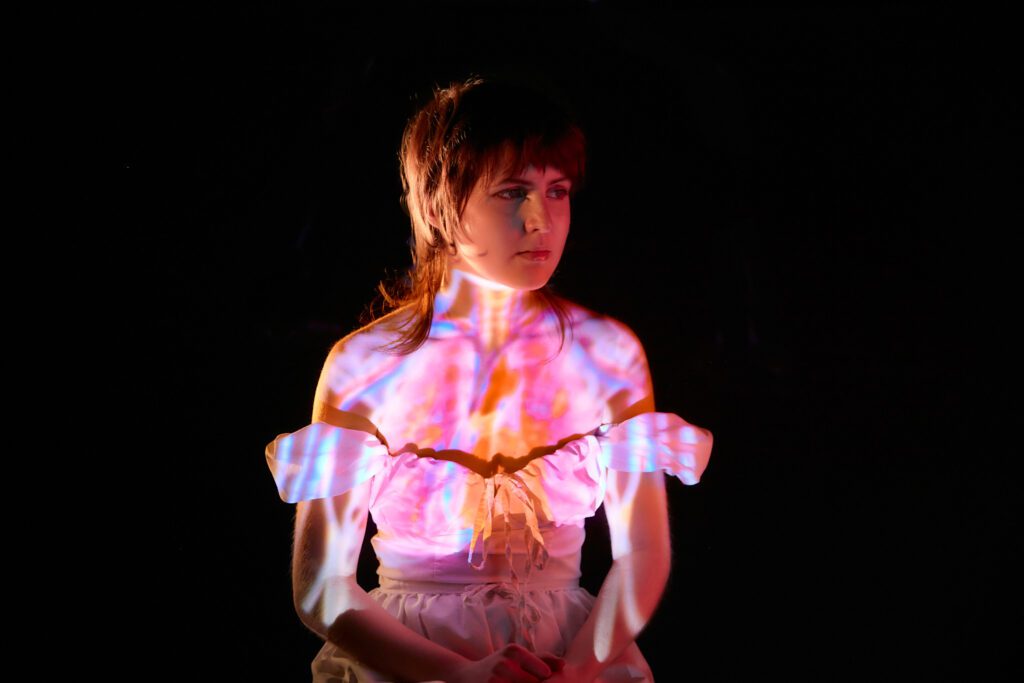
left=559, top=354, right=671, bottom=682
left=292, top=492, right=471, bottom=682
left=556, top=468, right=671, bottom=682
left=288, top=392, right=471, bottom=683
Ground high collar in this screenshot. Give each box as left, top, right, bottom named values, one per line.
left=432, top=268, right=539, bottom=350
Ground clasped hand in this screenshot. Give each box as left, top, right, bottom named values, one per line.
left=443, top=643, right=592, bottom=683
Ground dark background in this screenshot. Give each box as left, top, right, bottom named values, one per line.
left=126, top=2, right=1017, bottom=680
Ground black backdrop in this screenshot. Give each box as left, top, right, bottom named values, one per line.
left=127, top=3, right=1016, bottom=680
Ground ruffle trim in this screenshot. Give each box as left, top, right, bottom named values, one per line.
left=265, top=411, right=713, bottom=504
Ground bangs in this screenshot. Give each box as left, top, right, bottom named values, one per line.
left=479, top=135, right=586, bottom=195
left=451, top=78, right=587, bottom=196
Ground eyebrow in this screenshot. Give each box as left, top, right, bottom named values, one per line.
left=494, top=175, right=571, bottom=186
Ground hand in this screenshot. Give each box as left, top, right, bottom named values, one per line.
left=443, top=644, right=565, bottom=683
left=540, top=663, right=597, bottom=683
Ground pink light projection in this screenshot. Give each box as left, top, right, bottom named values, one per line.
left=266, top=266, right=713, bottom=681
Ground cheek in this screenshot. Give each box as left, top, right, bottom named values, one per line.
left=555, top=207, right=571, bottom=233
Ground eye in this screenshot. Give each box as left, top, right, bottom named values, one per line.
left=495, top=186, right=570, bottom=200
left=495, top=188, right=526, bottom=200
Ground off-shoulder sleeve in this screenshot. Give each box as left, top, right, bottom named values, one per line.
left=265, top=422, right=391, bottom=503
left=555, top=412, right=712, bottom=485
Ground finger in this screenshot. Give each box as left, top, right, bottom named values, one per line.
left=506, top=645, right=553, bottom=678
left=539, top=654, right=565, bottom=672
left=495, top=659, right=541, bottom=683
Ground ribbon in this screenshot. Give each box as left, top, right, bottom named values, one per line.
left=466, top=469, right=551, bottom=648
left=462, top=580, right=545, bottom=651
left=467, top=471, right=550, bottom=574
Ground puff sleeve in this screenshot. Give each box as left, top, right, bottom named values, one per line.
left=265, top=423, right=391, bottom=504
left=552, top=412, right=713, bottom=485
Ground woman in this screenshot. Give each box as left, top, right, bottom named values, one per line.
left=266, top=75, right=713, bottom=682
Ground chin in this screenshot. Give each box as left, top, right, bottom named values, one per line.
left=514, top=270, right=554, bottom=291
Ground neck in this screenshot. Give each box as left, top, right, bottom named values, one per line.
left=434, top=267, right=537, bottom=350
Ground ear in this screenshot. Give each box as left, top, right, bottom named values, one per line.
left=426, top=206, right=441, bottom=230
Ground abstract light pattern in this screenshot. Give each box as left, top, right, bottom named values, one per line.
left=266, top=267, right=713, bottom=659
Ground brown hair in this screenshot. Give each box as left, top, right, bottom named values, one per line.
left=369, top=74, right=588, bottom=356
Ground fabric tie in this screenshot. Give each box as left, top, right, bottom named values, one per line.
left=462, top=581, right=545, bottom=651
left=467, top=470, right=550, bottom=574
left=466, top=470, right=550, bottom=648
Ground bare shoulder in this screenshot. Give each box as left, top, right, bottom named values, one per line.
left=324, top=304, right=415, bottom=367
left=560, top=298, right=648, bottom=366
left=558, top=297, right=653, bottom=419
left=315, top=305, right=415, bottom=412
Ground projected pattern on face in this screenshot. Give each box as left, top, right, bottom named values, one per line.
left=266, top=267, right=713, bottom=650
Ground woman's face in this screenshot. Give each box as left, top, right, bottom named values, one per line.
left=449, top=164, right=571, bottom=290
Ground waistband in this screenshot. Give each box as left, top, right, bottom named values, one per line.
left=376, top=576, right=580, bottom=594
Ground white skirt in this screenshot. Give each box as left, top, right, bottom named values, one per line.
left=311, top=577, right=653, bottom=682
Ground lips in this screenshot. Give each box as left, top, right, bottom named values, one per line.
left=517, top=249, right=551, bottom=261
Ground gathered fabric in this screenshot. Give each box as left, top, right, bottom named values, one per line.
left=266, top=411, right=712, bottom=682
left=264, top=411, right=712, bottom=577
left=466, top=470, right=552, bottom=649
left=310, top=573, right=652, bottom=683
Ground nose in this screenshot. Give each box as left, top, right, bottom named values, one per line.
left=521, top=194, right=552, bottom=233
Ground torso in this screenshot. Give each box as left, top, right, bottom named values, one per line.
left=321, top=299, right=647, bottom=472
